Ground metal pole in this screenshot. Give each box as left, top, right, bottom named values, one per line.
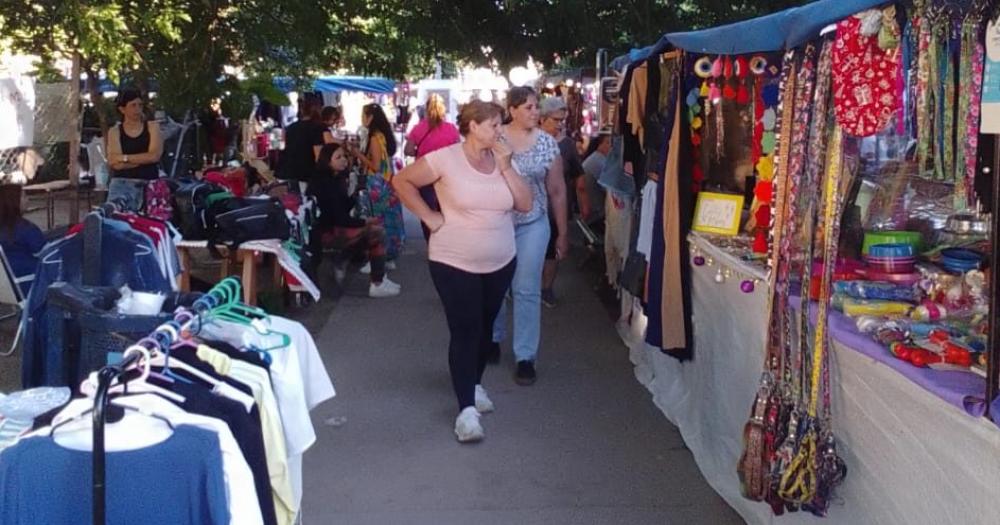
left=987, top=136, right=999, bottom=418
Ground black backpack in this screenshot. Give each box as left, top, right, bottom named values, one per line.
left=172, top=181, right=228, bottom=239
left=201, top=196, right=291, bottom=257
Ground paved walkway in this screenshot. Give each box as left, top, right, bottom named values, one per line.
left=300, top=218, right=743, bottom=525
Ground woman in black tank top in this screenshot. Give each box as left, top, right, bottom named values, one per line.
left=107, top=88, right=162, bottom=180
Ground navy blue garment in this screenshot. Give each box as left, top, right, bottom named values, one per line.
left=0, top=218, right=45, bottom=295
left=21, top=222, right=171, bottom=387
left=149, top=378, right=277, bottom=525
left=0, top=425, right=230, bottom=525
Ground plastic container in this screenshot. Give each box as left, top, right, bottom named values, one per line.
left=868, top=243, right=915, bottom=258
left=862, top=231, right=922, bottom=255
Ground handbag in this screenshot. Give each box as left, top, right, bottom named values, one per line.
left=202, top=196, right=291, bottom=258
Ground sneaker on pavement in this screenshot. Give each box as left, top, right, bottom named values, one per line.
left=359, top=262, right=372, bottom=274
left=380, top=277, right=401, bottom=290
left=386, top=260, right=397, bottom=270
left=541, top=288, right=557, bottom=308
left=454, top=406, right=484, bottom=443
left=369, top=280, right=401, bottom=298
left=474, top=384, right=495, bottom=413
left=515, top=360, right=537, bottom=386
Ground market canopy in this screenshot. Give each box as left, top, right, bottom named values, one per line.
left=273, top=75, right=395, bottom=94
left=611, top=0, right=887, bottom=69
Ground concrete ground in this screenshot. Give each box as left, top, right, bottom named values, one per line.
left=299, top=218, right=743, bottom=525
left=0, top=196, right=743, bottom=525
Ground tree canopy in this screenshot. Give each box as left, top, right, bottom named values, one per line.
left=0, top=0, right=811, bottom=116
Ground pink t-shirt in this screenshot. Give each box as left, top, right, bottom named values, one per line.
left=407, top=120, right=461, bottom=158
left=424, top=144, right=515, bottom=273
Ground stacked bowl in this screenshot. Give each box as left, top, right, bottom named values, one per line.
left=863, top=243, right=919, bottom=283
left=939, top=248, right=984, bottom=274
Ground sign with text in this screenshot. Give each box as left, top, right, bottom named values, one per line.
left=982, top=20, right=1000, bottom=134
left=693, top=192, right=744, bottom=236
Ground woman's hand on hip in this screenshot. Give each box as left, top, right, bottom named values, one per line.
left=424, top=212, right=445, bottom=233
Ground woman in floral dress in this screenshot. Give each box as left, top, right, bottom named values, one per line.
left=353, top=103, right=405, bottom=261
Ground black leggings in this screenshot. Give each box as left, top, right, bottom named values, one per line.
left=429, top=258, right=516, bottom=410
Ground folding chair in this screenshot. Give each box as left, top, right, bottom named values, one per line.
left=0, top=244, right=27, bottom=357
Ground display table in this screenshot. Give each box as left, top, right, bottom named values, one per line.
left=177, top=239, right=320, bottom=305
left=621, top=233, right=1000, bottom=524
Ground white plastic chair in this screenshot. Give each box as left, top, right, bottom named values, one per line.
left=0, top=244, right=27, bottom=357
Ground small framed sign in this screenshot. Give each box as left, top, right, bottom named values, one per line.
left=693, top=192, right=744, bottom=236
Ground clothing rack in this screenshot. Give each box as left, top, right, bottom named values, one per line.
left=81, top=198, right=130, bottom=286
left=90, top=277, right=242, bottom=525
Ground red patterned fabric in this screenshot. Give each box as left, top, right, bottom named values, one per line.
left=832, top=14, right=901, bottom=137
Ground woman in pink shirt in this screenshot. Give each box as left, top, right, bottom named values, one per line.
left=405, top=94, right=461, bottom=240
left=394, top=100, right=532, bottom=443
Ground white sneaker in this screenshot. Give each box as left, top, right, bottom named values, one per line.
left=359, top=262, right=371, bottom=274
left=475, top=385, right=495, bottom=413
left=380, top=276, right=401, bottom=290
left=454, top=406, right=484, bottom=443
left=386, top=260, right=397, bottom=270
left=369, top=280, right=401, bottom=298
left=333, top=266, right=347, bottom=285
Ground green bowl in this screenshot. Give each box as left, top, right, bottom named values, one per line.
left=862, top=231, right=922, bottom=255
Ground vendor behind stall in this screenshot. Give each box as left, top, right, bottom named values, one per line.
left=106, top=88, right=162, bottom=181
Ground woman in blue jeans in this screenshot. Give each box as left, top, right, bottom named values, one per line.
left=491, top=86, right=569, bottom=385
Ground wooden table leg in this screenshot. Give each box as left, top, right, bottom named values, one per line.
left=272, top=253, right=283, bottom=290
left=241, top=249, right=257, bottom=306
left=178, top=247, right=192, bottom=292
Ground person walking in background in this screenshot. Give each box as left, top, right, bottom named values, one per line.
left=579, top=133, right=610, bottom=225
left=321, top=106, right=346, bottom=142
left=490, top=86, right=568, bottom=385
left=0, top=184, right=45, bottom=295
left=279, top=97, right=333, bottom=193
left=405, top=94, right=461, bottom=241
left=351, top=103, right=405, bottom=264
left=537, top=97, right=583, bottom=308
left=393, top=100, right=532, bottom=443
left=308, top=143, right=400, bottom=298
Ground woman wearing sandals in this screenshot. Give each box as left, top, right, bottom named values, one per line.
left=394, top=101, right=532, bottom=442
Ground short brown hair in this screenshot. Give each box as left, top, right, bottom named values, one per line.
left=458, top=101, right=504, bottom=136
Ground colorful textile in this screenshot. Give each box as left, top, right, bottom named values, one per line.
left=364, top=133, right=404, bottom=259
left=832, top=9, right=901, bottom=137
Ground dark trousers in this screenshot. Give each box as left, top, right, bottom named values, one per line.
left=429, top=258, right=516, bottom=410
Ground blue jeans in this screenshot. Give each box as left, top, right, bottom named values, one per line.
left=492, top=216, right=550, bottom=363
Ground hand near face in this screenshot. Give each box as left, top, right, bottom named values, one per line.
left=492, top=136, right=514, bottom=171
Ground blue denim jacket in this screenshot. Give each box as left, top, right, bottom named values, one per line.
left=21, top=223, right=172, bottom=387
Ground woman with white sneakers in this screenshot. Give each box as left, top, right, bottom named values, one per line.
left=393, top=100, right=532, bottom=443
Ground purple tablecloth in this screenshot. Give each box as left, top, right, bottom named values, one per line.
left=791, top=295, right=1000, bottom=427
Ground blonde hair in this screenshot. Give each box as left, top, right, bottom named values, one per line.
left=426, top=94, right=447, bottom=129
left=457, top=101, right=504, bottom=136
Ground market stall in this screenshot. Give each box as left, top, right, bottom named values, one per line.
left=597, top=0, right=1000, bottom=522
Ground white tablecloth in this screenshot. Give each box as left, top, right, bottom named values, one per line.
left=620, top=234, right=1000, bottom=524
left=178, top=239, right=320, bottom=300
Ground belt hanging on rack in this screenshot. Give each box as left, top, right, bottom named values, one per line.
left=737, top=48, right=798, bottom=504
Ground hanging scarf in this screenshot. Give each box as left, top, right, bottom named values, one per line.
left=957, top=14, right=987, bottom=208
left=915, top=9, right=935, bottom=175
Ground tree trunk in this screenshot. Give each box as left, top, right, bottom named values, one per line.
left=68, top=51, right=82, bottom=223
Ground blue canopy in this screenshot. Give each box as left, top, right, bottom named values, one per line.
left=610, top=0, right=887, bottom=69
left=273, top=75, right=395, bottom=94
